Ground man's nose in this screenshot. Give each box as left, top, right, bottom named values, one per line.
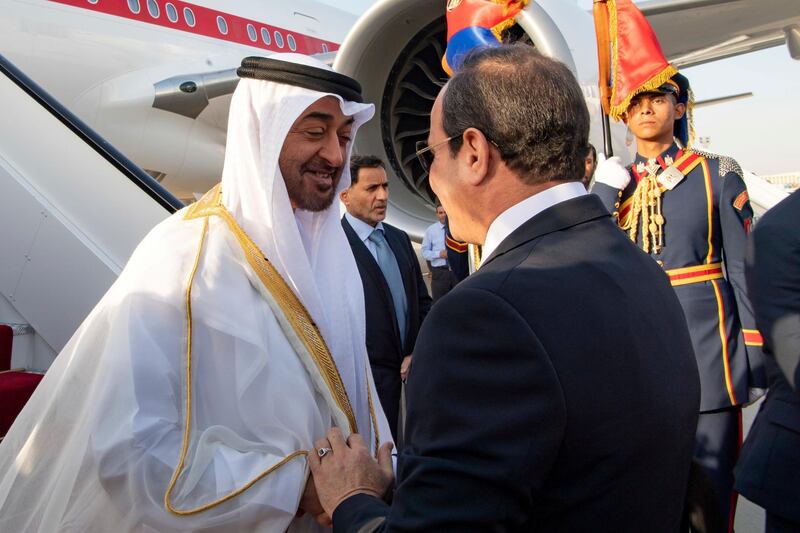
left=319, top=133, right=344, bottom=168
left=376, top=186, right=388, bottom=201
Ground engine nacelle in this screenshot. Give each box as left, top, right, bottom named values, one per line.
left=334, top=0, right=627, bottom=240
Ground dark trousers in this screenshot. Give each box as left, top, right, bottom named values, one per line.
left=693, top=406, right=743, bottom=533
left=430, top=266, right=455, bottom=302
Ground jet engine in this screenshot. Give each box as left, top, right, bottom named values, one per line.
left=334, top=0, right=620, bottom=240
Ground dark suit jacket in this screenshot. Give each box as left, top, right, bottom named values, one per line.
left=735, top=189, right=800, bottom=523
left=334, top=194, right=700, bottom=532
left=342, top=217, right=432, bottom=437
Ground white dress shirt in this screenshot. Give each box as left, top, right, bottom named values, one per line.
left=421, top=221, right=448, bottom=268
left=345, top=212, right=384, bottom=262
left=481, top=181, right=587, bottom=267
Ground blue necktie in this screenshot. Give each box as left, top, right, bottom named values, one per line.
left=368, top=229, right=408, bottom=343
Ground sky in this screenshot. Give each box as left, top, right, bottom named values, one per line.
left=324, top=0, right=800, bottom=176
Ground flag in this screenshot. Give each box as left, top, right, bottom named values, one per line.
left=442, top=0, right=529, bottom=76
left=604, top=0, right=677, bottom=120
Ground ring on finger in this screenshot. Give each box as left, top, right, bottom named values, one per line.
left=317, top=447, right=333, bottom=458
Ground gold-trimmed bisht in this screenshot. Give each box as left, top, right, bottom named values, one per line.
left=164, top=184, right=379, bottom=516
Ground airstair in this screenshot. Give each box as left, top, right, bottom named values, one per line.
left=0, top=54, right=183, bottom=371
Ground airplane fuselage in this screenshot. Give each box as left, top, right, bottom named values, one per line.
left=2, top=0, right=356, bottom=199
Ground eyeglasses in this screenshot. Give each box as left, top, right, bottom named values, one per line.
left=415, top=135, right=458, bottom=173
left=415, top=134, right=501, bottom=173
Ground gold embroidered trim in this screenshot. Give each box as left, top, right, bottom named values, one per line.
left=185, top=185, right=358, bottom=433
left=163, top=215, right=309, bottom=516
left=366, top=365, right=380, bottom=457
left=164, top=185, right=380, bottom=515
left=470, top=243, right=482, bottom=271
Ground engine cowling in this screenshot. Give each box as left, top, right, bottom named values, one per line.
left=334, top=0, right=605, bottom=240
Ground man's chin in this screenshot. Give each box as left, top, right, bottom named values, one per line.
left=294, top=191, right=336, bottom=212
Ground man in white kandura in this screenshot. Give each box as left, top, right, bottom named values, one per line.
left=0, top=54, right=392, bottom=532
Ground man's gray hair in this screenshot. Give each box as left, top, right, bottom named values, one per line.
left=442, top=44, right=590, bottom=185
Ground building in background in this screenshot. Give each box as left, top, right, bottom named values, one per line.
left=761, top=172, right=800, bottom=192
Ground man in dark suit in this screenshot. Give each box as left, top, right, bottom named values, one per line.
left=735, top=189, right=800, bottom=532
left=340, top=155, right=432, bottom=441
left=311, top=44, right=701, bottom=532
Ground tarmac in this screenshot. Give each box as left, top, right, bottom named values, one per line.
left=735, top=398, right=766, bottom=533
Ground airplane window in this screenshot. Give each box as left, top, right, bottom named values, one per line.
left=274, top=31, right=284, bottom=48
left=88, top=0, right=99, bottom=4
left=127, top=0, right=141, bottom=15
left=165, top=3, right=178, bottom=23
left=322, top=43, right=329, bottom=53
left=287, top=34, right=297, bottom=51
left=183, top=7, right=195, bottom=27
left=247, top=24, right=257, bottom=42
left=147, top=0, right=159, bottom=18
left=217, top=16, right=228, bottom=35
left=261, top=28, right=271, bottom=45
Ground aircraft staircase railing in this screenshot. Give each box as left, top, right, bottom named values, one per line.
left=0, top=53, right=183, bottom=366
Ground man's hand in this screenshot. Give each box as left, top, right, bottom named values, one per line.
left=400, top=355, right=413, bottom=382
left=296, top=473, right=332, bottom=527
left=439, top=250, right=448, bottom=258
left=593, top=155, right=631, bottom=190
left=309, top=428, right=394, bottom=518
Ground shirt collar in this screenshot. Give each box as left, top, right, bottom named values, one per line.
left=634, top=140, right=681, bottom=167
left=345, top=211, right=384, bottom=243
left=480, top=181, right=587, bottom=267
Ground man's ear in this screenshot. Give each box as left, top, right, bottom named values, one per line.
left=460, top=127, right=492, bottom=186
left=339, top=189, right=349, bottom=207
left=674, top=102, right=686, bottom=120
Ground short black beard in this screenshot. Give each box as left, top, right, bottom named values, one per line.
left=298, top=190, right=336, bottom=212
left=283, top=157, right=341, bottom=212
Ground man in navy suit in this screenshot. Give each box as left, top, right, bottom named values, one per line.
left=340, top=155, right=432, bottom=441
left=735, top=190, right=800, bottom=532
left=311, top=44, right=701, bottom=532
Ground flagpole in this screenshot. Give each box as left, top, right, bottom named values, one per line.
left=593, top=0, right=614, bottom=157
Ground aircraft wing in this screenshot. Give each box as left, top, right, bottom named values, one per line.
left=639, top=0, right=800, bottom=67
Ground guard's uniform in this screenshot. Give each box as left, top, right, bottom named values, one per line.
left=594, top=142, right=765, bottom=529
left=445, top=219, right=470, bottom=283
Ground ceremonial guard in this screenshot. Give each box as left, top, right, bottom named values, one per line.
left=593, top=72, right=765, bottom=531
left=444, top=219, right=470, bottom=283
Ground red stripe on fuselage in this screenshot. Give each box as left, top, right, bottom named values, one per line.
left=48, top=0, right=339, bottom=55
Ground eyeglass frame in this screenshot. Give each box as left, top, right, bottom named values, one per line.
left=414, top=132, right=500, bottom=173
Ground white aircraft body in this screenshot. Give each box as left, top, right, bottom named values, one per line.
left=0, top=0, right=796, bottom=368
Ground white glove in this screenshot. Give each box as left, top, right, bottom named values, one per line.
left=593, top=155, right=630, bottom=190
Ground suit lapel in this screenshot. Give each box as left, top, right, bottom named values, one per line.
left=482, top=194, right=611, bottom=267
left=341, top=217, right=403, bottom=346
